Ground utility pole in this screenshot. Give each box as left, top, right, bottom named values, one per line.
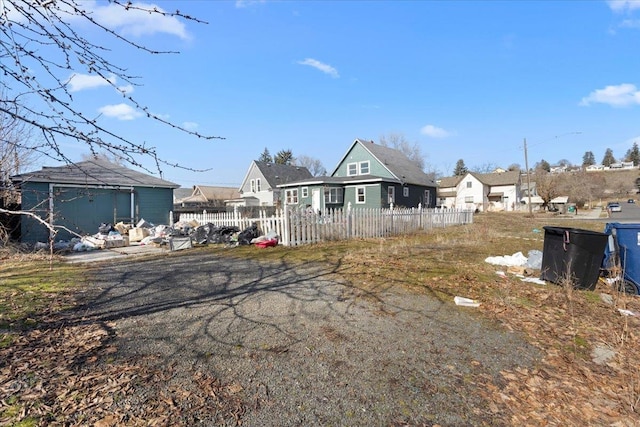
left=524, top=138, right=533, bottom=217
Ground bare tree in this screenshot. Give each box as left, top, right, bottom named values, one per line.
left=1, top=93, right=42, bottom=203
left=1, top=0, right=222, bottom=176
left=471, top=162, right=499, bottom=174
left=379, top=133, right=426, bottom=171
left=533, top=168, right=560, bottom=210
left=295, top=155, right=326, bottom=176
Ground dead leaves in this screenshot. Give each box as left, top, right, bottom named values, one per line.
left=0, top=321, right=245, bottom=426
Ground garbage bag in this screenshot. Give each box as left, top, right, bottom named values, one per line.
left=238, top=223, right=260, bottom=245
left=98, top=222, right=114, bottom=235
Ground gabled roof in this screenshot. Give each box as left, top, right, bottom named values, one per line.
left=173, top=188, right=193, bottom=201
left=178, top=185, right=241, bottom=203
left=11, top=159, right=179, bottom=188
left=332, top=139, right=436, bottom=187
left=252, top=161, right=313, bottom=187
left=438, top=170, right=520, bottom=188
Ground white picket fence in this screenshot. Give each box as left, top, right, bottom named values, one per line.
left=176, top=206, right=474, bottom=247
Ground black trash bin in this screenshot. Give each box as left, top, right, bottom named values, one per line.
left=541, top=226, right=608, bottom=290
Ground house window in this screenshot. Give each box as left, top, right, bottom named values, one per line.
left=403, top=187, right=409, bottom=197
left=466, top=181, right=472, bottom=188
left=359, top=161, right=370, bottom=175
left=256, top=178, right=261, bottom=192
left=301, top=187, right=308, bottom=198
left=424, top=190, right=431, bottom=206
left=388, top=186, right=395, bottom=204
left=324, top=187, right=343, bottom=204
left=285, top=189, right=298, bottom=204
left=250, top=179, right=255, bottom=192
left=465, top=196, right=474, bottom=203
left=356, top=186, right=366, bottom=204
left=347, top=163, right=357, bottom=176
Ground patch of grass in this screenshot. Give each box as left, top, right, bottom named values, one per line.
left=0, top=261, right=85, bottom=330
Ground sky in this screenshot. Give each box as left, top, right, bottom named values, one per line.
left=15, top=0, right=640, bottom=188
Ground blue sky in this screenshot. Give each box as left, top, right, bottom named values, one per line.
left=34, top=0, right=640, bottom=187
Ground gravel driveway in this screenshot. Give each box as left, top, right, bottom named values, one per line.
left=72, top=252, right=540, bottom=426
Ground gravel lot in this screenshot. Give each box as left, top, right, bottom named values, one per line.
left=72, top=251, right=541, bottom=426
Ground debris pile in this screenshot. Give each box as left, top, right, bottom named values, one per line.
left=37, top=219, right=280, bottom=253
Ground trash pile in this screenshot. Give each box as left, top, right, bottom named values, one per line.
left=38, top=219, right=281, bottom=253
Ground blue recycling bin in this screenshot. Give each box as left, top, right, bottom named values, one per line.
left=541, top=226, right=608, bottom=290
left=603, top=223, right=640, bottom=295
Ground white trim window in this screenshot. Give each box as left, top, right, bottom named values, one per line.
left=424, top=189, right=431, bottom=206
left=301, top=187, right=308, bottom=198
left=324, top=187, right=343, bottom=204
left=466, top=181, right=472, bottom=188
left=359, top=161, right=370, bottom=175
left=347, top=162, right=358, bottom=176
left=250, top=179, right=256, bottom=193
left=285, top=189, right=299, bottom=204
left=256, top=178, right=261, bottom=192
left=356, top=186, right=366, bottom=204
left=403, top=187, right=409, bottom=197
left=388, top=186, right=395, bottom=204
left=464, top=195, right=474, bottom=203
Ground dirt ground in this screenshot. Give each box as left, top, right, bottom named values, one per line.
left=43, top=251, right=541, bottom=426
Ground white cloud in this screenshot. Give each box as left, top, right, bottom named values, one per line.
left=88, top=1, right=190, bottom=40
left=297, top=58, right=339, bottom=78
left=620, top=18, right=640, bottom=28
left=420, top=124, right=452, bottom=138
left=235, top=0, right=266, bottom=8
left=67, top=73, right=116, bottom=92
left=117, top=84, right=134, bottom=95
left=182, top=121, right=199, bottom=131
left=98, top=103, right=142, bottom=120
left=580, top=83, right=640, bottom=107
left=608, top=0, right=640, bottom=12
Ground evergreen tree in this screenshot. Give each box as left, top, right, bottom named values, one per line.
left=258, top=147, right=273, bottom=163
left=453, top=159, right=468, bottom=176
left=274, top=149, right=294, bottom=165
left=602, top=148, right=616, bottom=167
left=536, top=159, right=551, bottom=172
left=582, top=151, right=596, bottom=167
left=625, top=142, right=640, bottom=166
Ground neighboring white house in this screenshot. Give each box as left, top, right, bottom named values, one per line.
left=235, top=161, right=313, bottom=207
left=437, top=170, right=521, bottom=212
left=585, top=164, right=605, bottom=172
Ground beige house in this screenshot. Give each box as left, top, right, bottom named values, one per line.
left=437, top=170, right=522, bottom=212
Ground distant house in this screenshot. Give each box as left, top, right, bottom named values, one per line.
left=11, top=159, right=178, bottom=243
left=174, top=185, right=241, bottom=214
left=277, top=138, right=437, bottom=210
left=437, top=170, right=521, bottom=212
left=235, top=161, right=313, bottom=207
left=585, top=164, right=605, bottom=172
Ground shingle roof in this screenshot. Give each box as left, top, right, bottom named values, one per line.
left=350, top=139, right=436, bottom=186
left=254, top=161, right=313, bottom=186
left=437, top=170, right=520, bottom=187
left=11, top=159, right=179, bottom=188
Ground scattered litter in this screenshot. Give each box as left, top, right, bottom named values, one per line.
left=454, top=296, right=481, bottom=307
left=532, top=228, right=542, bottom=233
left=495, top=271, right=507, bottom=278
left=600, top=293, right=614, bottom=306
left=618, top=308, right=637, bottom=317
left=485, top=252, right=528, bottom=267
left=519, top=277, right=547, bottom=285
left=525, top=250, right=543, bottom=269
left=591, top=345, right=616, bottom=365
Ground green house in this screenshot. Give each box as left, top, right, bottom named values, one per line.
left=278, top=139, right=437, bottom=211
left=11, top=159, right=179, bottom=243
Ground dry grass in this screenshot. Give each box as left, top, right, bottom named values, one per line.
left=225, top=211, right=640, bottom=424
left=2, top=211, right=640, bottom=425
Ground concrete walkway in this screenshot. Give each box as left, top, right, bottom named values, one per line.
left=64, top=244, right=167, bottom=264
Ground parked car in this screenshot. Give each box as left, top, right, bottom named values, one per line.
left=628, top=199, right=635, bottom=204
left=607, top=202, right=622, bottom=212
